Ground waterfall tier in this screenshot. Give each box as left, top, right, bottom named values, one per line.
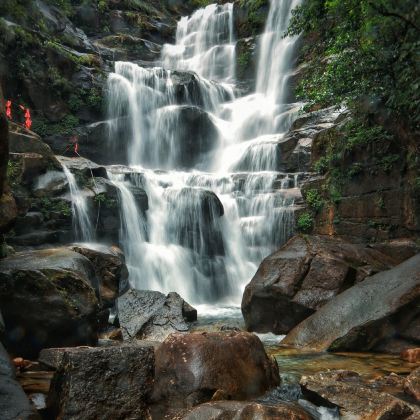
left=83, top=0, right=304, bottom=304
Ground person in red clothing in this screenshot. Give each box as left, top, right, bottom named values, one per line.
left=24, top=108, right=32, bottom=130
left=5, top=100, right=12, bottom=120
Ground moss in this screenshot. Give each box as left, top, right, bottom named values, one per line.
left=305, top=189, right=324, bottom=213
left=6, top=161, right=22, bottom=186
left=297, top=212, right=314, bottom=233
left=39, top=198, right=72, bottom=218
left=94, top=193, right=117, bottom=209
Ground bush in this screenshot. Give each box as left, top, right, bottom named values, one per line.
left=297, top=212, right=314, bottom=233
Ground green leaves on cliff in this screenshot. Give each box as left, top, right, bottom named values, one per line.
left=288, top=0, right=420, bottom=129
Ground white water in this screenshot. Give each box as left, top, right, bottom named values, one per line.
left=60, top=161, right=93, bottom=242
left=103, top=0, right=302, bottom=304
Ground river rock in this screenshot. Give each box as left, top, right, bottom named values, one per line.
left=151, top=331, right=280, bottom=414
left=0, top=341, right=39, bottom=420
left=404, top=367, right=420, bottom=402
left=0, top=248, right=100, bottom=357
left=242, top=234, right=408, bottom=335
left=70, top=243, right=129, bottom=307
left=117, top=289, right=197, bottom=341
left=181, top=400, right=311, bottom=420
left=47, top=343, right=155, bottom=420
left=282, top=253, right=420, bottom=351
left=301, top=370, right=414, bottom=419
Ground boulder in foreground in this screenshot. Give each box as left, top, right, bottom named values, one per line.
left=152, top=331, right=279, bottom=415
left=282, top=253, right=420, bottom=351
left=241, top=235, right=417, bottom=335
left=182, top=400, right=311, bottom=420
left=47, top=344, right=155, bottom=420
left=117, top=289, right=197, bottom=341
left=0, top=341, right=39, bottom=420
left=300, top=370, right=414, bottom=419
left=0, top=248, right=100, bottom=357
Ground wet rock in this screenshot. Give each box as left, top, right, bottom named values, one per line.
left=9, top=124, right=56, bottom=160
left=47, top=343, right=155, bottom=420
left=0, top=248, right=100, bottom=357
left=151, top=331, right=279, bottom=414
left=0, top=341, right=39, bottom=420
left=117, top=290, right=197, bottom=341
left=283, top=254, right=420, bottom=351
left=301, top=370, right=413, bottom=419
left=9, top=152, right=49, bottom=186
left=242, top=234, right=403, bottom=335
left=404, top=367, right=420, bottom=402
left=0, top=191, right=18, bottom=234
left=181, top=400, right=311, bottom=420
left=32, top=170, right=68, bottom=198
left=401, top=348, right=420, bottom=363
left=58, top=156, right=108, bottom=179
left=166, top=187, right=225, bottom=257
left=0, top=86, right=8, bottom=197
left=70, top=243, right=129, bottom=307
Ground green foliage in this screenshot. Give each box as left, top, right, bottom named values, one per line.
left=7, top=161, right=22, bottom=185
left=305, top=189, right=324, bottom=212
left=32, top=114, right=79, bottom=137
left=40, top=198, right=71, bottom=217
left=288, top=0, right=420, bottom=129
left=297, top=212, right=314, bottom=233
left=94, top=193, right=117, bottom=209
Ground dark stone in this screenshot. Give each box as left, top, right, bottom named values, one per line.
left=404, top=367, right=420, bottom=402
left=242, top=234, right=403, bottom=335
left=47, top=344, right=155, bottom=420
left=283, top=254, right=420, bottom=351
left=152, top=331, right=279, bottom=415
left=181, top=400, right=311, bottom=420
left=0, top=341, right=39, bottom=419
left=166, top=187, right=225, bottom=258
left=0, top=85, right=9, bottom=196
left=117, top=289, right=197, bottom=341
left=70, top=243, right=129, bottom=308
left=301, top=370, right=414, bottom=419
left=0, top=248, right=100, bottom=357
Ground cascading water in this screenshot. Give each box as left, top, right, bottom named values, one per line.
left=60, top=160, right=93, bottom=242
left=105, top=0, right=303, bottom=305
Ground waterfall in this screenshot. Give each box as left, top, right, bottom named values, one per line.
left=105, top=0, right=302, bottom=304
left=161, top=3, right=235, bottom=83
left=60, top=161, right=94, bottom=242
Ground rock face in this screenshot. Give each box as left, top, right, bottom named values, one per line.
left=0, top=248, right=100, bottom=357
left=242, top=234, right=415, bottom=334
left=301, top=370, right=414, bottom=419
left=117, top=289, right=197, bottom=341
left=152, top=331, right=280, bottom=414
left=0, top=341, right=38, bottom=420
left=0, top=85, right=8, bottom=197
left=305, top=115, right=420, bottom=242
left=182, top=401, right=311, bottom=420
left=70, top=243, right=129, bottom=307
left=404, top=367, right=420, bottom=402
left=47, top=344, right=155, bottom=420
left=282, top=253, right=420, bottom=351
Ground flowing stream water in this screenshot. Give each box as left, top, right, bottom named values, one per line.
left=105, top=0, right=302, bottom=306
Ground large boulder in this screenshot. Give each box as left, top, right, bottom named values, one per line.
left=282, top=253, right=420, bottom=351
left=0, top=248, right=100, bottom=357
left=300, top=370, right=414, bottom=419
left=0, top=341, right=39, bottom=420
left=151, top=331, right=279, bottom=414
left=404, top=367, right=420, bottom=402
left=70, top=243, right=129, bottom=308
left=47, top=344, right=155, bottom=420
left=242, top=235, right=414, bottom=334
left=181, top=400, right=311, bottom=420
left=117, top=289, right=197, bottom=342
